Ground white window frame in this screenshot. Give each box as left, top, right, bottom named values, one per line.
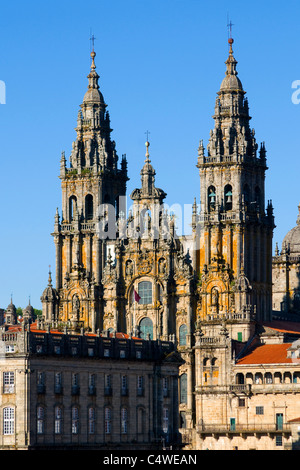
left=3, top=407, right=14, bottom=435
left=3, top=371, right=15, bottom=394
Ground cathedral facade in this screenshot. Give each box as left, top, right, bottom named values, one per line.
left=35, top=36, right=300, bottom=450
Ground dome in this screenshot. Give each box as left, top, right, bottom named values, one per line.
left=220, top=74, right=243, bottom=93
left=83, top=87, right=104, bottom=104
left=41, top=285, right=59, bottom=302
left=282, top=205, right=300, bottom=254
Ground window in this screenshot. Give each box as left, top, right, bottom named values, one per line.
left=104, top=374, right=112, bottom=396
left=162, top=407, right=169, bottom=434
left=238, top=398, right=245, bottom=407
left=243, top=184, right=250, bottom=206
left=54, top=406, right=63, bottom=434
left=137, top=376, right=144, bottom=396
left=37, top=406, right=45, bottom=434
left=72, top=406, right=79, bottom=434
left=3, top=407, right=14, bottom=435
left=180, top=374, right=187, bottom=404
left=121, top=375, right=128, bottom=396
left=121, top=408, right=128, bottom=434
left=179, top=324, right=187, bottom=346
left=276, top=435, right=283, bottom=447
left=88, top=348, right=94, bottom=357
left=208, top=186, right=216, bottom=212
left=3, top=372, right=14, bottom=394
left=54, top=372, right=62, bottom=394
left=105, top=407, right=111, bottom=434
left=224, top=184, right=232, bottom=211
left=138, top=281, right=152, bottom=305
left=37, top=372, right=46, bottom=394
left=256, top=406, right=264, bottom=415
left=69, top=195, right=77, bottom=221
left=54, top=345, right=61, bottom=354
left=162, top=377, right=168, bottom=397
left=88, top=407, right=95, bottom=435
left=88, top=374, right=96, bottom=395
left=139, top=317, right=153, bottom=340
left=255, top=186, right=261, bottom=211
left=71, top=373, right=79, bottom=395
left=265, top=372, right=273, bottom=384
left=85, top=194, right=94, bottom=220
left=276, top=413, right=283, bottom=431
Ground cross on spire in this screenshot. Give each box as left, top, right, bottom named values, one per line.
left=90, top=33, right=96, bottom=52
left=145, top=130, right=150, bottom=142
left=227, top=19, right=234, bottom=39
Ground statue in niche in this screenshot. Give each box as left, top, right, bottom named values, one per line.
left=158, top=258, right=166, bottom=274
left=126, top=260, right=133, bottom=277
left=211, top=287, right=220, bottom=313
left=72, top=294, right=80, bottom=313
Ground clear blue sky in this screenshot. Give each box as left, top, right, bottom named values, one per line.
left=0, top=0, right=299, bottom=309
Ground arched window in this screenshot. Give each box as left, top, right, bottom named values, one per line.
left=179, top=324, right=187, bottom=346
left=121, top=407, right=128, bottom=434
left=85, top=194, right=93, bottom=220
left=139, top=317, right=153, bottom=340
left=180, top=373, right=187, bottom=404
left=208, top=186, right=216, bottom=212
left=265, top=372, right=273, bottom=384
left=69, top=196, right=77, bottom=221
left=224, top=184, right=232, bottom=211
left=138, top=281, right=152, bottom=305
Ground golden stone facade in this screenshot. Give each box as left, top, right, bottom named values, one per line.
left=37, top=37, right=300, bottom=451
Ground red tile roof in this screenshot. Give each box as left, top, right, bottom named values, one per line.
left=263, top=321, right=300, bottom=335
left=5, top=322, right=141, bottom=340
left=236, top=343, right=293, bottom=365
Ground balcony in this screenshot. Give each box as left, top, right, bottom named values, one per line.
left=197, top=422, right=291, bottom=436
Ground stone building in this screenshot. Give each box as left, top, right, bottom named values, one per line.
left=3, top=33, right=300, bottom=451
left=0, top=319, right=182, bottom=450
left=272, top=204, right=300, bottom=318
left=41, top=46, right=196, bottom=437
left=190, top=37, right=300, bottom=451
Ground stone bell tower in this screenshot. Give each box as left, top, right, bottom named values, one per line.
left=41, top=47, right=128, bottom=332
left=195, top=36, right=275, bottom=339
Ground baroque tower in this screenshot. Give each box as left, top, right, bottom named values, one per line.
left=195, top=36, right=275, bottom=337
left=41, top=49, right=128, bottom=331
left=193, top=37, right=276, bottom=448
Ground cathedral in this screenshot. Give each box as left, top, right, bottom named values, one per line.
left=3, top=34, right=300, bottom=450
